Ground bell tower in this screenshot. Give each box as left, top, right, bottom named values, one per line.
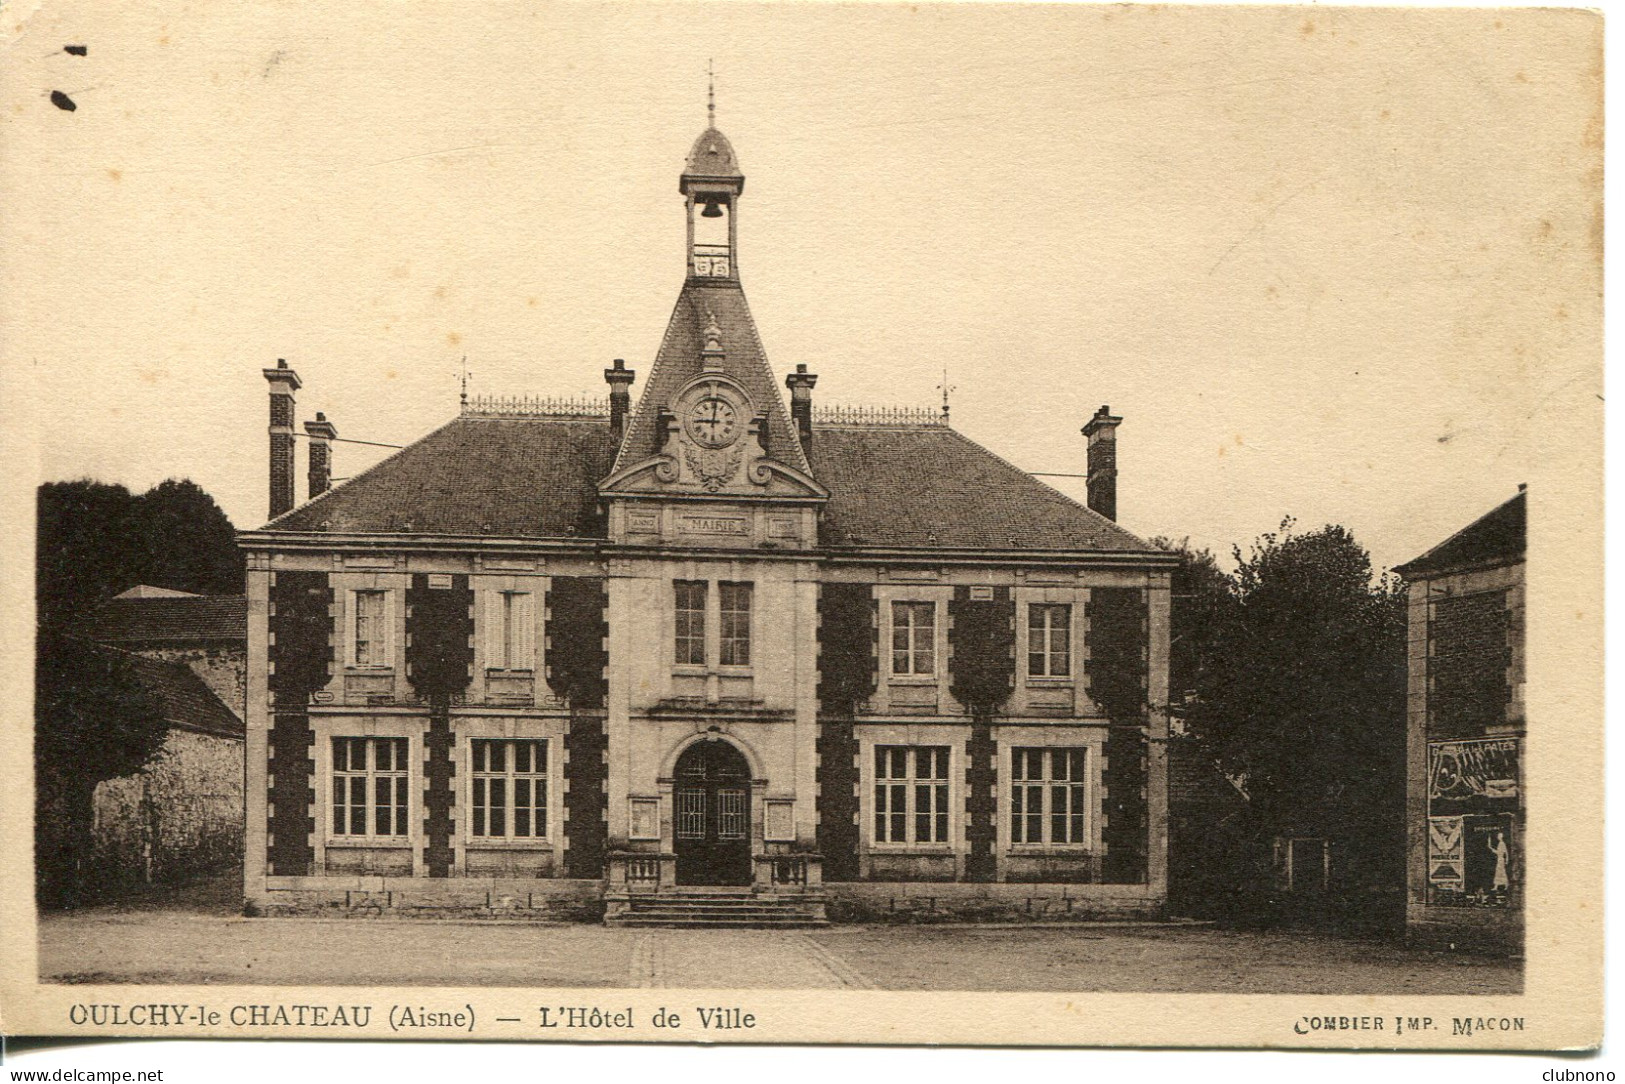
left=682, top=70, right=744, bottom=283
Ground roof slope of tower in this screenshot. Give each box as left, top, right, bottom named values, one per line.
left=812, top=424, right=1159, bottom=553
left=613, top=281, right=811, bottom=475
left=684, top=126, right=743, bottom=180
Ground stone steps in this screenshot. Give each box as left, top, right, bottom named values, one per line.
left=606, top=891, right=829, bottom=928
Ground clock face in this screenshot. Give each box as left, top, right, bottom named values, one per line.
left=685, top=396, right=740, bottom=448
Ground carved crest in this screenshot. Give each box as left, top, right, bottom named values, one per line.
left=684, top=444, right=743, bottom=491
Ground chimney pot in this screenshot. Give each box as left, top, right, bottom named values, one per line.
left=785, top=365, right=818, bottom=455
left=605, top=358, right=637, bottom=442
left=1081, top=404, right=1123, bottom=521
left=263, top=360, right=303, bottom=518
left=304, top=412, right=338, bottom=499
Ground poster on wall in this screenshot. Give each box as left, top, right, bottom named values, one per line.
left=1427, top=816, right=1465, bottom=893
left=1428, top=738, right=1521, bottom=806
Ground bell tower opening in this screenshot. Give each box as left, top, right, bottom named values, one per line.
left=681, top=72, right=744, bottom=283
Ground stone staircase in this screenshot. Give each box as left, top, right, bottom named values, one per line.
left=605, top=887, right=829, bottom=928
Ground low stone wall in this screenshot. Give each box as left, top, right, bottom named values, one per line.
left=251, top=876, right=604, bottom=922
left=825, top=881, right=1164, bottom=923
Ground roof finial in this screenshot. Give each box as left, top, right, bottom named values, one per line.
left=707, top=59, right=715, bottom=127
left=457, top=355, right=471, bottom=410
left=938, top=367, right=956, bottom=423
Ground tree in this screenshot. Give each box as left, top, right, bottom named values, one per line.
left=34, top=476, right=244, bottom=905
left=36, top=477, right=245, bottom=629
left=34, top=631, right=170, bottom=907
left=1162, top=521, right=1408, bottom=924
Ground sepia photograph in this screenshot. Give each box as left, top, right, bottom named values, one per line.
left=0, top=0, right=1604, bottom=1061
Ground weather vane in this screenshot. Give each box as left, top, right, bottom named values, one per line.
left=938, top=367, right=956, bottom=421
left=457, top=355, right=471, bottom=409
left=707, top=59, right=715, bottom=126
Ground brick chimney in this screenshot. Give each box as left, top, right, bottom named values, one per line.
left=263, top=359, right=301, bottom=518
left=604, top=358, right=636, bottom=442
left=304, top=411, right=337, bottom=499
left=1081, top=405, right=1123, bottom=521
left=786, top=363, right=817, bottom=456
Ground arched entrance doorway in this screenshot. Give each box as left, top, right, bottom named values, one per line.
left=673, top=739, right=752, bottom=886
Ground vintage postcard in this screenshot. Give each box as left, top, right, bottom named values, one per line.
left=0, top=0, right=1604, bottom=1058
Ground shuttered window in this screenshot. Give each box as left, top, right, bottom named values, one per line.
left=484, top=590, right=535, bottom=670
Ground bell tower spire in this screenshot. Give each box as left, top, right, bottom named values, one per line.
left=682, top=68, right=744, bottom=283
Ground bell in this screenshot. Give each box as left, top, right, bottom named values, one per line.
left=700, top=200, right=724, bottom=218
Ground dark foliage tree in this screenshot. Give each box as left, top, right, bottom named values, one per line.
left=128, top=479, right=245, bottom=598
left=1159, top=522, right=1408, bottom=924
left=37, top=478, right=244, bottom=629
left=34, top=631, right=170, bottom=906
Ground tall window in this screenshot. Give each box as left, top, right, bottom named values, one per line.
left=874, top=745, right=950, bottom=844
left=891, top=601, right=936, bottom=676
left=1028, top=603, right=1072, bottom=677
left=352, top=590, right=389, bottom=667
left=331, top=736, right=408, bottom=838
left=1011, top=747, right=1089, bottom=845
left=719, top=582, right=752, bottom=666
left=674, top=581, right=706, bottom=665
left=470, top=739, right=548, bottom=839
left=488, top=590, right=534, bottom=670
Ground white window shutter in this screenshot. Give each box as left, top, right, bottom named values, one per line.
left=483, top=589, right=504, bottom=669
left=343, top=590, right=357, bottom=665
left=383, top=589, right=396, bottom=668
left=515, top=592, right=535, bottom=670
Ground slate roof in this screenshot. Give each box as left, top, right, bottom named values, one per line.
left=269, top=415, right=619, bottom=538
left=88, top=595, right=247, bottom=645
left=812, top=424, right=1158, bottom=553
left=1394, top=490, right=1526, bottom=579
left=120, top=648, right=244, bottom=738
left=258, top=407, right=1159, bottom=555
left=684, top=126, right=743, bottom=181
left=613, top=281, right=810, bottom=476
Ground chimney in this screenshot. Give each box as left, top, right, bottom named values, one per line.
left=604, top=358, right=636, bottom=442
left=1081, top=405, right=1123, bottom=521
left=786, top=363, right=817, bottom=455
left=263, top=359, right=302, bottom=518
left=304, top=411, right=337, bottom=499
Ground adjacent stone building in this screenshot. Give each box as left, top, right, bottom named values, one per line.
left=1395, top=489, right=1525, bottom=951
left=239, top=119, right=1177, bottom=923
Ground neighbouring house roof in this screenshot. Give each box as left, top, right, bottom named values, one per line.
left=114, top=585, right=201, bottom=599
left=613, top=281, right=811, bottom=476
left=1394, top=490, right=1526, bottom=579
left=256, top=410, right=1162, bottom=556
left=118, top=647, right=244, bottom=739
left=87, top=595, right=247, bottom=646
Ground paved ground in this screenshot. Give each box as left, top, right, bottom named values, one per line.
left=38, top=890, right=1520, bottom=993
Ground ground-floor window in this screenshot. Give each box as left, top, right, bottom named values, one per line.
left=1011, top=747, right=1089, bottom=845
left=332, top=736, right=409, bottom=839
left=470, top=738, right=548, bottom=839
left=873, top=745, right=950, bottom=844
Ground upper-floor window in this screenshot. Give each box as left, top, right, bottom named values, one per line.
left=675, top=580, right=706, bottom=666
left=1011, top=747, right=1089, bottom=845
left=891, top=601, right=936, bottom=676
left=331, top=736, right=408, bottom=839
left=873, top=745, right=950, bottom=844
left=487, top=590, right=535, bottom=670
left=470, top=738, right=548, bottom=839
left=1028, top=603, right=1072, bottom=678
left=351, top=589, right=391, bottom=667
left=719, top=582, right=752, bottom=666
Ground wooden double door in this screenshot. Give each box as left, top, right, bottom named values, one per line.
left=673, top=740, right=752, bottom=886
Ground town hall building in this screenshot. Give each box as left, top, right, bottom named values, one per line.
left=239, top=116, right=1177, bottom=924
